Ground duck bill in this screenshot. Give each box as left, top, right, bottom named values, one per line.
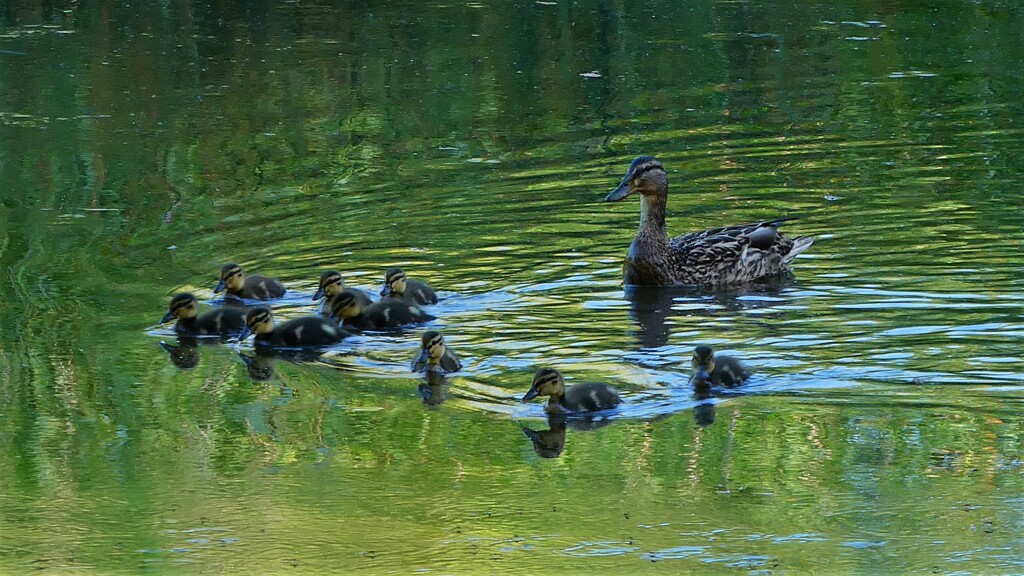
left=521, top=388, right=540, bottom=402
left=237, top=326, right=252, bottom=341
left=160, top=311, right=176, bottom=324
left=604, top=176, right=634, bottom=202
left=214, top=279, right=226, bottom=293
left=694, top=369, right=712, bottom=382
left=411, top=349, right=429, bottom=372
left=379, top=285, right=391, bottom=297
left=312, top=287, right=325, bottom=300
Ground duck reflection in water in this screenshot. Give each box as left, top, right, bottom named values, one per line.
left=239, top=352, right=276, bottom=381
left=521, top=415, right=616, bottom=459
left=624, top=279, right=792, bottom=349
left=160, top=339, right=201, bottom=369
left=417, top=371, right=448, bottom=406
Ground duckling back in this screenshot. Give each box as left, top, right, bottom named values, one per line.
left=259, top=316, right=350, bottom=347
left=561, top=382, right=622, bottom=413
left=389, top=279, right=437, bottom=305
left=710, top=355, right=751, bottom=387
left=361, top=300, right=435, bottom=329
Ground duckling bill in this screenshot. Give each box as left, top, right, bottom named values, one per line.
left=521, top=368, right=621, bottom=414
left=411, top=330, right=462, bottom=374
left=330, top=288, right=435, bottom=330
left=215, top=263, right=286, bottom=300
left=380, top=267, right=438, bottom=305
left=160, top=292, right=246, bottom=337
left=690, top=345, right=751, bottom=390
left=239, top=307, right=351, bottom=347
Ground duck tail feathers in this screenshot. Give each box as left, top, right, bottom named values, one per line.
left=784, top=236, right=814, bottom=265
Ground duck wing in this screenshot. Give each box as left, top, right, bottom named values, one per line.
left=669, top=218, right=811, bottom=284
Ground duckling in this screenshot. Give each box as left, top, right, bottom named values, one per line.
left=411, top=330, right=462, bottom=374
left=330, top=288, right=435, bottom=331
left=160, top=293, right=247, bottom=337
left=380, top=267, right=438, bottom=305
left=690, top=345, right=751, bottom=389
left=239, top=307, right=351, bottom=347
left=313, top=270, right=373, bottom=316
left=215, top=263, right=286, bottom=300
left=521, top=368, right=622, bottom=414
left=605, top=156, right=814, bottom=286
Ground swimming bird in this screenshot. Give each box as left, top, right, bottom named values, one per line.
left=690, top=345, right=751, bottom=392
left=411, top=330, right=462, bottom=374
left=521, top=368, right=621, bottom=414
left=380, top=267, right=438, bottom=305
left=215, top=263, right=286, bottom=300
left=605, top=156, right=813, bottom=286
left=313, top=270, right=373, bottom=315
left=239, top=307, right=351, bottom=347
left=160, top=293, right=246, bottom=337
left=330, top=288, right=435, bottom=331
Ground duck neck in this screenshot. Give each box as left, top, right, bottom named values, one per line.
left=638, top=193, right=667, bottom=240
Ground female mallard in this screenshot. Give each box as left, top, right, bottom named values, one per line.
left=690, top=345, right=751, bottom=393
left=380, top=267, right=438, bottom=305
left=313, top=270, right=373, bottom=316
left=411, top=330, right=462, bottom=374
left=605, top=156, right=813, bottom=286
left=160, top=293, right=246, bottom=337
left=521, top=368, right=621, bottom=414
left=215, top=263, right=286, bottom=300
left=330, top=288, right=435, bottom=331
left=239, top=307, right=351, bottom=347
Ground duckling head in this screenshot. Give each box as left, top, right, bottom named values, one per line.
left=522, top=367, right=565, bottom=402
left=161, top=293, right=199, bottom=323
left=421, top=330, right=446, bottom=361
left=605, top=156, right=667, bottom=202
left=380, top=267, right=406, bottom=297
left=215, top=263, right=246, bottom=293
left=239, top=307, right=274, bottom=340
left=314, top=270, right=345, bottom=301
left=691, top=345, right=715, bottom=381
left=329, top=289, right=363, bottom=320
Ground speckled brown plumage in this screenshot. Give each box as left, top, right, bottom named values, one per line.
left=606, top=156, right=813, bottom=287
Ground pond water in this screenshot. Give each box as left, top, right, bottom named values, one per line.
left=1, top=1, right=1022, bottom=574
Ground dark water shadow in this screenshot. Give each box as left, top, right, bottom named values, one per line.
left=520, top=414, right=617, bottom=459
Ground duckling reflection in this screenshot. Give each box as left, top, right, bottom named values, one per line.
left=624, top=283, right=791, bottom=349
left=522, top=417, right=567, bottom=458
left=417, top=371, right=448, bottom=406
left=692, top=402, right=717, bottom=427
left=521, top=416, right=616, bottom=459
left=239, top=352, right=275, bottom=381
left=160, top=340, right=200, bottom=369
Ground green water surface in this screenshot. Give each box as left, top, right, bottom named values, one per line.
left=1, top=1, right=1023, bottom=574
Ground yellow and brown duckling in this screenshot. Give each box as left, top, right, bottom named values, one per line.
left=330, top=288, right=435, bottom=331
left=411, top=330, right=462, bottom=374
left=380, top=267, right=438, bottom=305
left=605, top=156, right=814, bottom=286
left=313, top=270, right=373, bottom=316
left=160, top=292, right=247, bottom=337
left=690, top=345, right=751, bottom=392
left=215, top=263, right=286, bottom=300
left=521, top=368, right=622, bottom=414
left=240, top=307, right=351, bottom=347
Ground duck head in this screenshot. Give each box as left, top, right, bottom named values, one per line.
left=380, top=267, right=407, bottom=297
left=215, top=263, right=246, bottom=293
left=161, top=293, right=199, bottom=323
left=314, top=270, right=345, bottom=301
left=605, top=156, right=667, bottom=201
left=329, top=289, right=363, bottom=320
left=690, top=345, right=715, bottom=382
left=239, top=307, right=274, bottom=340
left=522, top=367, right=565, bottom=402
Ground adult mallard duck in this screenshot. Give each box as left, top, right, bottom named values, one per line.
left=521, top=368, right=621, bottom=414
left=689, top=345, right=751, bottom=393
left=605, top=156, right=813, bottom=286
